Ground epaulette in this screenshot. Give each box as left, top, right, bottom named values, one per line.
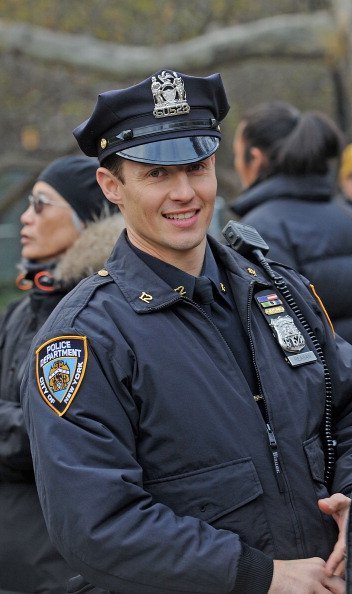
left=45, top=271, right=113, bottom=331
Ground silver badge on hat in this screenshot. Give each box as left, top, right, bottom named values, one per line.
left=269, top=315, right=305, bottom=353
left=151, top=71, right=190, bottom=118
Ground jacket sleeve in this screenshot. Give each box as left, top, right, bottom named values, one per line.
left=0, top=301, right=33, bottom=481
left=0, top=399, right=33, bottom=481
left=323, top=330, right=352, bottom=495
left=276, top=264, right=352, bottom=496
left=301, top=279, right=352, bottom=495
left=21, top=332, right=272, bottom=594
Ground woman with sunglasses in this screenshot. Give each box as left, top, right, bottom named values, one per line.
left=0, top=155, right=124, bottom=594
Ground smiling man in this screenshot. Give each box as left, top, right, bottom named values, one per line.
left=21, top=70, right=352, bottom=594
left=97, top=157, right=217, bottom=276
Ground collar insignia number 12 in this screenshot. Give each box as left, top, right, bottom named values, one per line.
left=255, top=290, right=317, bottom=367
left=174, top=285, right=187, bottom=296
left=139, top=291, right=153, bottom=303
left=151, top=71, right=191, bottom=118
left=36, top=336, right=88, bottom=416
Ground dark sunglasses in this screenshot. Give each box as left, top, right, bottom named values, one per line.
left=28, top=193, right=70, bottom=214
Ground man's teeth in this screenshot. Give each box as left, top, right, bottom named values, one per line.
left=165, top=211, right=195, bottom=220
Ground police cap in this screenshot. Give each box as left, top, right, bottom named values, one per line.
left=73, top=69, right=230, bottom=165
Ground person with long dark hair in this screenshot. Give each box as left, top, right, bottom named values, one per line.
left=230, top=102, right=352, bottom=342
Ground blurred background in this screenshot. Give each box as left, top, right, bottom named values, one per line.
left=0, top=0, right=351, bottom=309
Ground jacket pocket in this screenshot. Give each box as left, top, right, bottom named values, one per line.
left=67, top=574, right=109, bottom=593
left=303, top=434, right=330, bottom=498
left=303, top=434, right=337, bottom=548
left=145, top=457, right=261, bottom=522
left=144, top=457, right=273, bottom=553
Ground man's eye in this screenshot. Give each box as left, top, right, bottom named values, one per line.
left=149, top=168, right=163, bottom=178
left=188, top=163, right=203, bottom=172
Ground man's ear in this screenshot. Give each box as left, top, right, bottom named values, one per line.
left=96, top=167, right=124, bottom=207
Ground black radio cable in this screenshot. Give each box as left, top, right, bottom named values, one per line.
left=223, top=221, right=336, bottom=486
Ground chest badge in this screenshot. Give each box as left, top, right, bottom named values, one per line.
left=269, top=315, right=305, bottom=353
left=255, top=289, right=317, bottom=367
left=36, top=335, right=88, bottom=416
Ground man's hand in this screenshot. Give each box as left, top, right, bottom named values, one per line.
left=318, top=493, right=351, bottom=577
left=269, top=558, right=345, bottom=593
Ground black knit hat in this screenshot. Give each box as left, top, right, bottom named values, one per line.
left=37, top=155, right=113, bottom=222
left=73, top=69, right=230, bottom=165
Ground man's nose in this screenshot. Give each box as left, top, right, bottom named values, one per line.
left=168, top=171, right=196, bottom=201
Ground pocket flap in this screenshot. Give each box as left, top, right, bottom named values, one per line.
left=67, top=575, right=108, bottom=593
left=145, top=457, right=263, bottom=523
left=303, top=434, right=325, bottom=483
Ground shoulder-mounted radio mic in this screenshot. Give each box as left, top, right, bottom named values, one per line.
left=222, top=220, right=336, bottom=486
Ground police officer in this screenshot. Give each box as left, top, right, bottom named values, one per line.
left=21, top=70, right=352, bottom=593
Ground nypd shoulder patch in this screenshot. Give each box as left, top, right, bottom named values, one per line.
left=36, top=335, right=88, bottom=416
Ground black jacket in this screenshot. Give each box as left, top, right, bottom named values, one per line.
left=229, top=174, right=352, bottom=343
left=0, top=288, right=73, bottom=594
left=0, top=214, right=124, bottom=593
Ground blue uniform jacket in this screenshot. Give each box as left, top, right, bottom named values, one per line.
left=21, top=232, right=352, bottom=593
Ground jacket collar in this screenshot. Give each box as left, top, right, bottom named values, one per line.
left=127, top=239, right=228, bottom=302
left=230, top=173, right=333, bottom=217
left=106, top=231, right=271, bottom=313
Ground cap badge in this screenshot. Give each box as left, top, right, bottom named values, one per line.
left=151, top=70, right=190, bottom=119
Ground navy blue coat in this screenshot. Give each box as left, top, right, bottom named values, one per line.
left=230, top=174, right=352, bottom=343
left=0, top=290, right=75, bottom=593
left=21, top=232, right=352, bottom=593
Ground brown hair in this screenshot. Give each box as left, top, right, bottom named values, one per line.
left=101, top=154, right=125, bottom=184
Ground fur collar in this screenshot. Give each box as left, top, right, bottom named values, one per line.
left=55, top=213, right=125, bottom=287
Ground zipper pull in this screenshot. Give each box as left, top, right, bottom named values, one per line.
left=266, top=423, right=285, bottom=493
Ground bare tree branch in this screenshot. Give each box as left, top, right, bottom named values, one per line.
left=0, top=11, right=337, bottom=78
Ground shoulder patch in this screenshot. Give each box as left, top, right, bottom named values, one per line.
left=36, top=336, right=88, bottom=416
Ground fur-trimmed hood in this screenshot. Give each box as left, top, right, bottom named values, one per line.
left=54, top=213, right=125, bottom=287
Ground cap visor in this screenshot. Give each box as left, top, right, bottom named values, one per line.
left=116, top=136, right=219, bottom=165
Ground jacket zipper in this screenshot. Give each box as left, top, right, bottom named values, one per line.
left=184, top=298, right=240, bottom=359
left=186, top=289, right=285, bottom=493
left=247, top=281, right=285, bottom=493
